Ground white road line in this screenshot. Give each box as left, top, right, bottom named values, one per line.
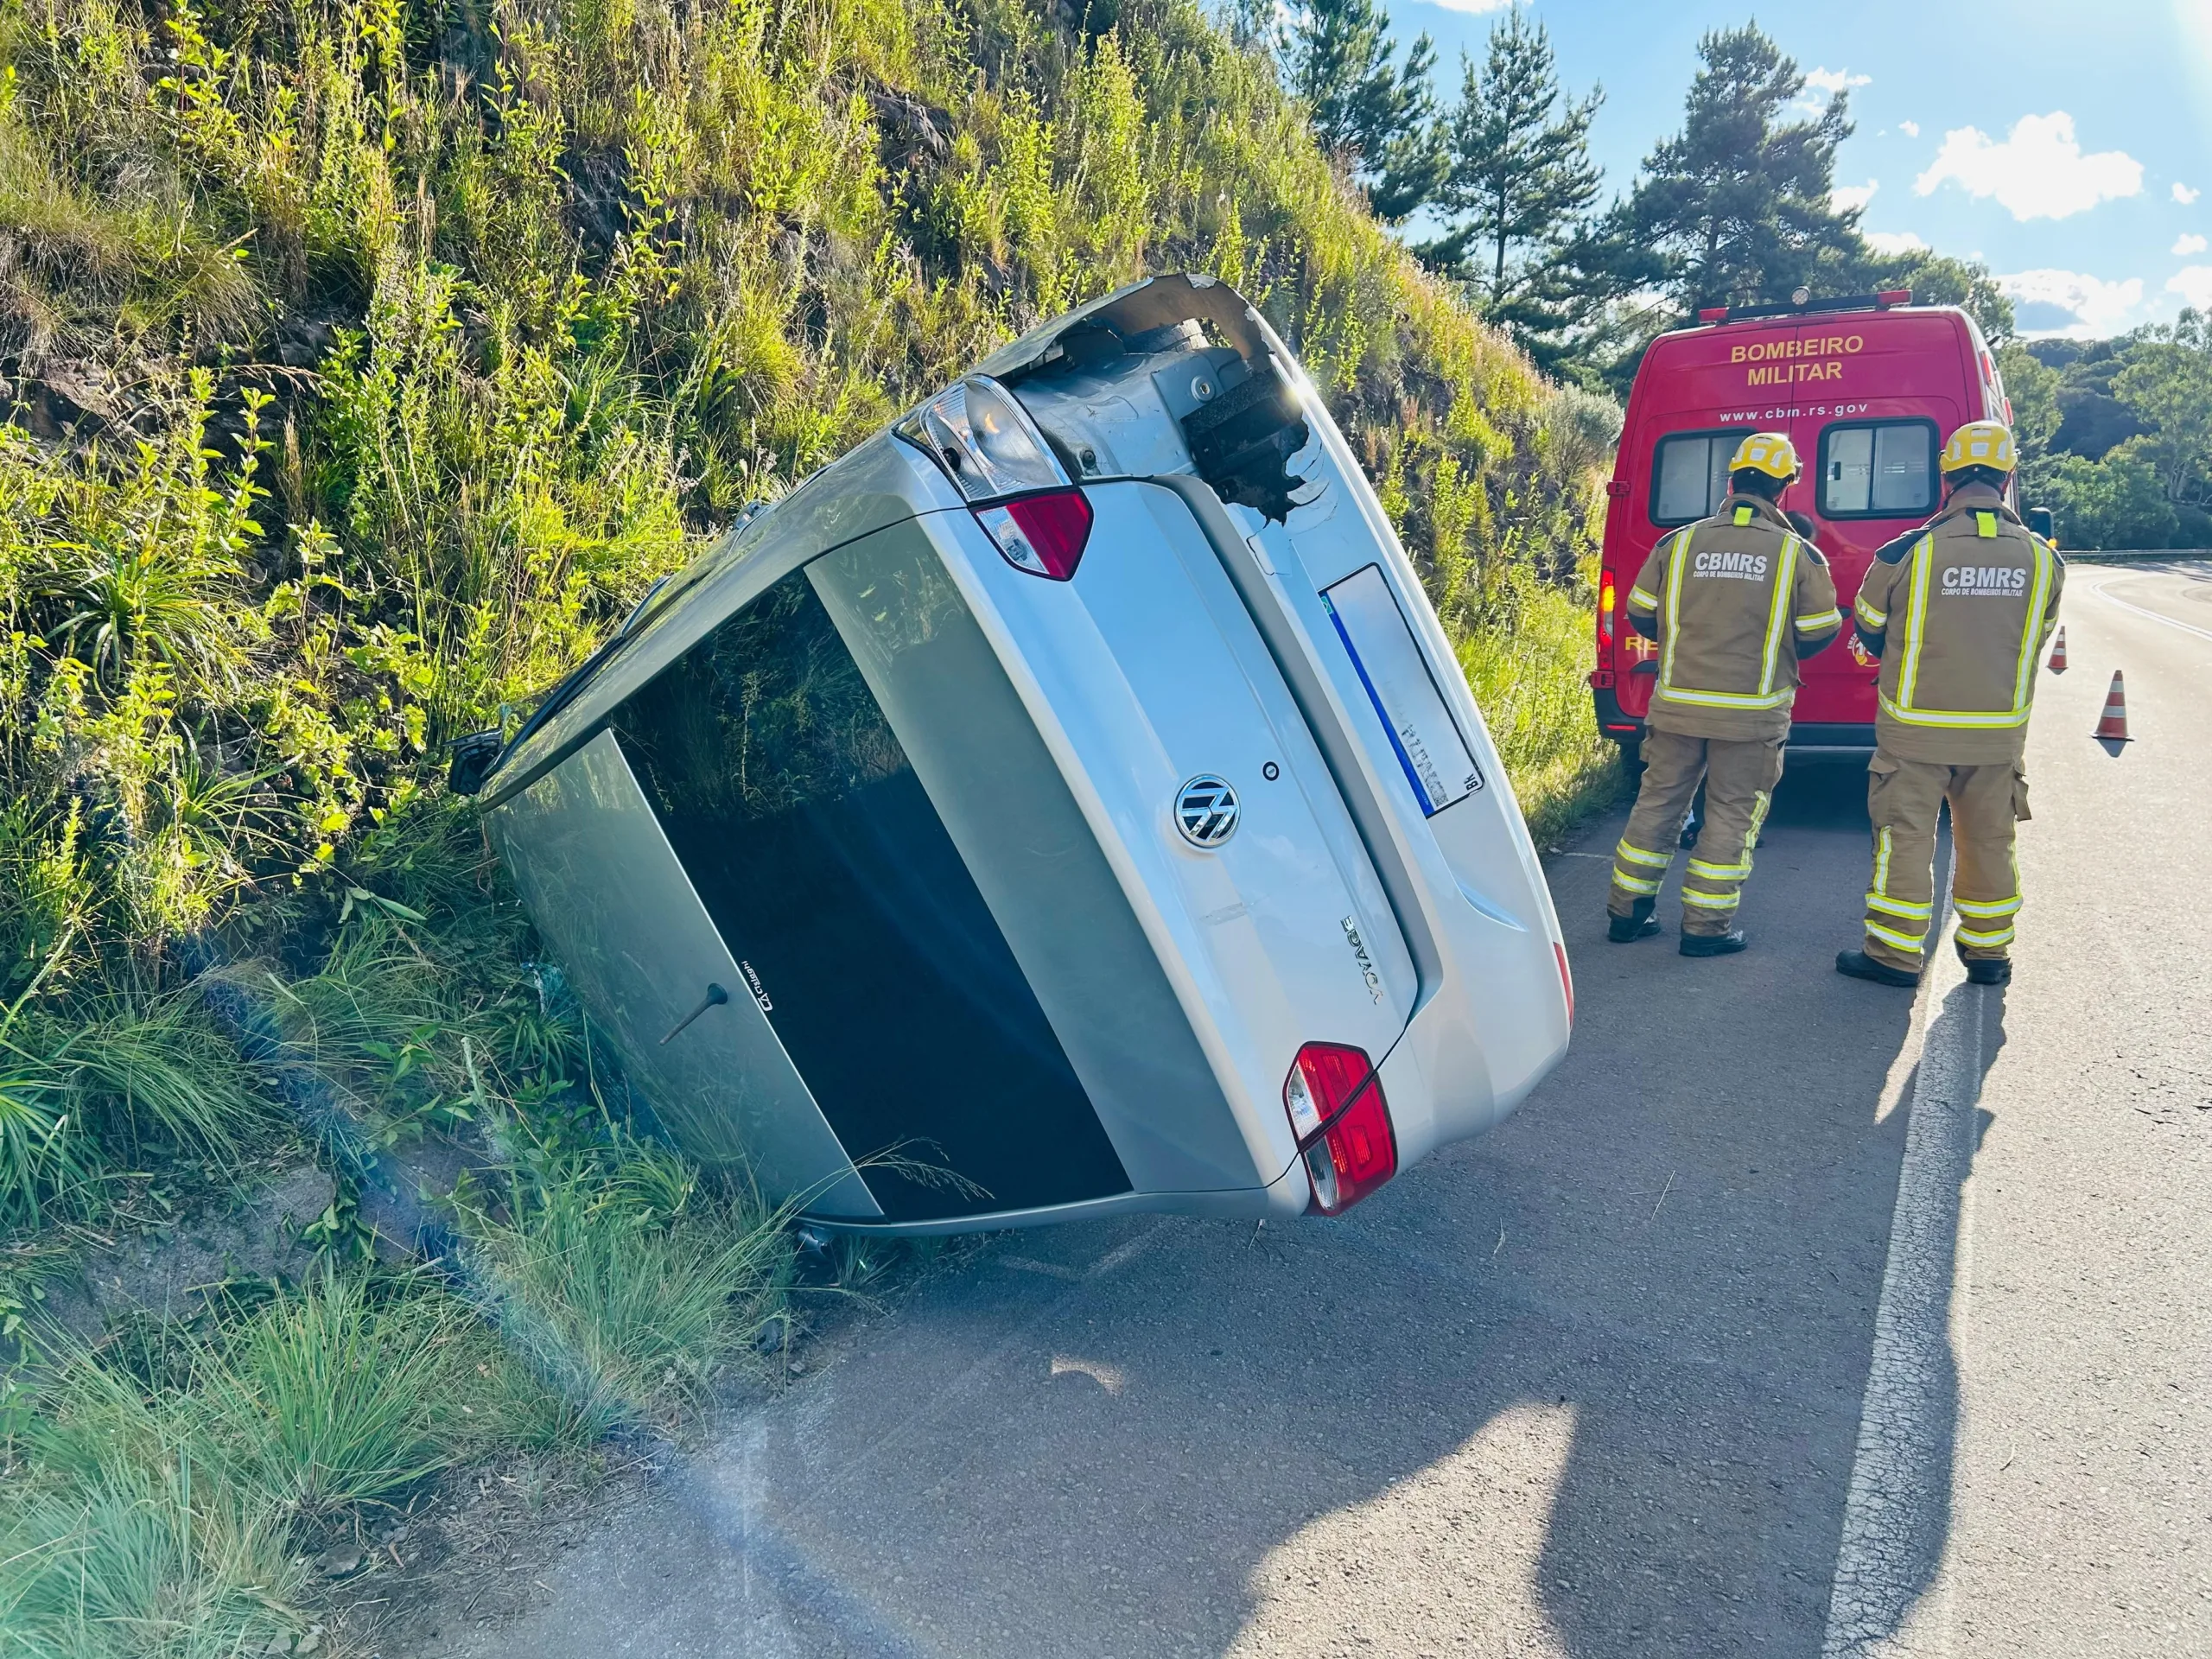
left=2090, top=577, right=2212, bottom=645
left=1822, top=910, right=1989, bottom=1657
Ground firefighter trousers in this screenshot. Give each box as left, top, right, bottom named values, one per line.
left=1861, top=753, right=2030, bottom=972
left=1608, top=730, right=1784, bottom=937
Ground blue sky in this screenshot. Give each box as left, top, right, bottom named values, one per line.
left=1382, top=0, right=2212, bottom=338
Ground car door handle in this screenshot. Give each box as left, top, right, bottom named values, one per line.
left=660, top=982, right=730, bottom=1045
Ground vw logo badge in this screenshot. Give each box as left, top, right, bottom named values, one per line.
left=1174, top=775, right=1240, bottom=848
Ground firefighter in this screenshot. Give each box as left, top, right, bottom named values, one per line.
left=1608, top=433, right=1842, bottom=956
left=1837, top=421, right=2063, bottom=988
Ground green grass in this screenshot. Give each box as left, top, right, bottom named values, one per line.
left=1459, top=575, right=1628, bottom=849
left=4, top=1350, right=310, bottom=1657
left=191, top=1270, right=473, bottom=1517
left=460, top=1154, right=795, bottom=1440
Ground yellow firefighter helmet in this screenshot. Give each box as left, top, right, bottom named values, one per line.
left=1941, top=421, right=2018, bottom=475
left=1727, top=431, right=1800, bottom=480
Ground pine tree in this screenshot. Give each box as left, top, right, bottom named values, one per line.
left=1279, top=0, right=1447, bottom=222
left=1429, top=10, right=1604, bottom=315
left=1616, top=24, right=1862, bottom=313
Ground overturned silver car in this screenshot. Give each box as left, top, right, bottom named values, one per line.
left=466, top=274, right=1571, bottom=1233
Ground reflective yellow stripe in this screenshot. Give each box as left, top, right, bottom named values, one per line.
left=1975, top=511, right=1998, bottom=538
left=1681, top=887, right=1740, bottom=909
left=1866, top=892, right=1932, bottom=919
left=1855, top=598, right=1888, bottom=628
left=2009, top=539, right=2056, bottom=715
left=1688, top=857, right=1748, bottom=881
left=1615, top=840, right=1673, bottom=868
left=1734, top=504, right=1754, bottom=525
left=1796, top=608, right=1843, bottom=631
left=1611, top=871, right=1662, bottom=896
left=1658, top=528, right=1689, bottom=694
left=1878, top=691, right=2031, bottom=729
left=1953, top=894, right=2022, bottom=918
left=1656, top=684, right=1797, bottom=710
left=1757, top=538, right=1797, bottom=696
left=1866, top=919, right=1927, bottom=952
left=1955, top=924, right=2016, bottom=948
left=1628, top=586, right=1659, bottom=610
left=1897, top=533, right=1935, bottom=709
left=1873, top=828, right=1892, bottom=896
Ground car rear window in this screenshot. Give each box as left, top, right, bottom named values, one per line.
left=1649, top=431, right=1737, bottom=525
left=1820, top=420, right=1937, bottom=518
left=608, top=543, right=1129, bottom=1218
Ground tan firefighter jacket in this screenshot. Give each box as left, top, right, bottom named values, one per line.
left=1625, top=493, right=1842, bottom=742
left=1852, top=482, right=2066, bottom=765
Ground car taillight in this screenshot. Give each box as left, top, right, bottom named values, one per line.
left=1554, top=941, right=1574, bottom=1026
left=1282, top=1042, right=1397, bottom=1216
left=1598, top=571, right=1618, bottom=649
left=974, top=489, right=1092, bottom=581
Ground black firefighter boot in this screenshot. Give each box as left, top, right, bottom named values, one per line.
left=1835, top=950, right=1919, bottom=988
left=1956, top=941, right=2012, bottom=986
left=1607, top=896, right=1660, bottom=943
left=1680, top=928, right=1746, bottom=958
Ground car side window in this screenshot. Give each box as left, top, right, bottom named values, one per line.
left=1651, top=432, right=1734, bottom=526
left=1820, top=421, right=1936, bottom=518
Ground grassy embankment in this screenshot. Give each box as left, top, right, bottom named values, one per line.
left=0, top=0, right=1617, bottom=1643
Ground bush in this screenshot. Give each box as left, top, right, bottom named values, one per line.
left=2045, top=444, right=2181, bottom=550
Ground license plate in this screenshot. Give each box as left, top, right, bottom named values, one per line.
left=1321, top=565, right=1484, bottom=817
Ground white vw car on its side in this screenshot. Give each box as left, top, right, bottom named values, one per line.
left=465, top=273, right=1573, bottom=1233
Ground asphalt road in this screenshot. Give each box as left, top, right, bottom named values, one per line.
left=423, top=560, right=2210, bottom=1658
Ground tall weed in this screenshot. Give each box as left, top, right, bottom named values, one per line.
left=4, top=1360, right=308, bottom=1657
left=461, top=1156, right=793, bottom=1439
left=193, top=1269, right=469, bottom=1516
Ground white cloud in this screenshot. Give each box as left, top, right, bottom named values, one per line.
left=1419, top=0, right=1512, bottom=11
left=1998, top=269, right=2145, bottom=338
left=1804, top=67, right=1871, bottom=95
left=1899, top=119, right=1921, bottom=139
left=1915, top=112, right=2144, bottom=221
left=1832, top=179, right=1878, bottom=213
left=1797, top=66, right=1869, bottom=114
left=1866, top=230, right=1929, bottom=256
left=2177, top=182, right=2202, bottom=205
left=2170, top=267, right=2212, bottom=311
left=2176, top=233, right=2209, bottom=256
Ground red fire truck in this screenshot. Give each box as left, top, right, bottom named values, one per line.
left=1589, top=292, right=2032, bottom=753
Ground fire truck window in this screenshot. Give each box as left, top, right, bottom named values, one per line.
left=1820, top=422, right=1936, bottom=518
left=1653, top=434, right=1732, bottom=524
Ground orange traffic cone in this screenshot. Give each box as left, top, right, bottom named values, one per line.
left=2094, top=670, right=2131, bottom=741
left=2047, top=626, right=2067, bottom=672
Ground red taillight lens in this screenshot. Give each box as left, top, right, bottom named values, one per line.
left=1597, top=571, right=1618, bottom=649
left=1554, top=941, right=1574, bottom=1026
left=974, top=488, right=1092, bottom=581
left=1282, top=1042, right=1398, bottom=1216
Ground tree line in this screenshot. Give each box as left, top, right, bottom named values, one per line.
left=2006, top=319, right=2212, bottom=549
left=1250, top=1, right=2007, bottom=392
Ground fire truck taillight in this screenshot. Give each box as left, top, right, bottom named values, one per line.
left=1598, top=572, right=1618, bottom=649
